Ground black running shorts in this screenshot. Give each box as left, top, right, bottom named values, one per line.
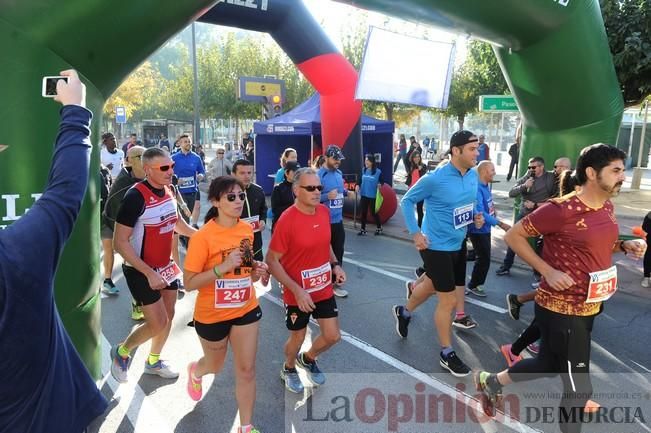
left=194, top=306, right=262, bottom=342
left=122, top=264, right=179, bottom=306
left=419, top=244, right=467, bottom=293
left=285, top=296, right=338, bottom=331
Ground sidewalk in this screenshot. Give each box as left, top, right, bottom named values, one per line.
left=343, top=160, right=651, bottom=300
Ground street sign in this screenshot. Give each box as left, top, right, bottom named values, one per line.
left=115, top=106, right=127, bottom=124
left=237, top=76, right=286, bottom=103
left=479, top=95, right=518, bottom=112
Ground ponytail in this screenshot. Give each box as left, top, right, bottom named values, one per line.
left=204, top=207, right=218, bottom=224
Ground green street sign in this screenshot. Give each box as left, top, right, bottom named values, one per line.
left=479, top=95, right=519, bottom=112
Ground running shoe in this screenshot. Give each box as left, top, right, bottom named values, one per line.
left=110, top=345, right=131, bottom=384
left=374, top=228, right=383, bottom=236
left=333, top=286, right=348, bottom=298
left=144, top=360, right=179, bottom=379
left=531, top=281, right=540, bottom=290
left=280, top=365, right=304, bottom=393
left=506, top=294, right=522, bottom=321
left=357, top=229, right=367, bottom=236
left=499, top=344, right=523, bottom=367
left=474, top=371, right=503, bottom=416
left=526, top=342, right=540, bottom=355
left=467, top=286, right=487, bottom=297
left=186, top=362, right=202, bottom=401
left=392, top=305, right=410, bottom=338
left=495, top=266, right=510, bottom=276
left=131, top=302, right=144, bottom=321
left=405, top=281, right=413, bottom=299
left=238, top=426, right=261, bottom=433
left=452, top=315, right=477, bottom=329
left=102, top=278, right=119, bottom=295
left=439, top=351, right=471, bottom=377
left=584, top=399, right=601, bottom=413
left=414, top=266, right=425, bottom=279
left=642, top=277, right=650, bottom=288
left=296, top=352, right=326, bottom=386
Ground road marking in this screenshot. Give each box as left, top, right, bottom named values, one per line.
left=98, top=335, right=175, bottom=433
left=343, top=257, right=508, bottom=314
left=260, top=291, right=541, bottom=433
left=630, top=359, right=651, bottom=373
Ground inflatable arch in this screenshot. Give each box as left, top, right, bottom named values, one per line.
left=0, top=0, right=622, bottom=376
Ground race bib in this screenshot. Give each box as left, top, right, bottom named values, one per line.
left=241, top=215, right=261, bottom=232
left=453, top=203, right=474, bottom=229
left=214, top=277, right=252, bottom=308
left=300, top=262, right=332, bottom=293
left=329, top=193, right=344, bottom=209
left=585, top=265, right=617, bottom=303
left=178, top=176, right=195, bottom=188
left=156, top=261, right=182, bottom=285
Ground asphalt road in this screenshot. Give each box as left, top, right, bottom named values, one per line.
left=90, top=226, right=651, bottom=433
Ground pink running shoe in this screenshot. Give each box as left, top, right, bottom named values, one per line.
left=187, top=362, right=203, bottom=401
left=500, top=344, right=523, bottom=367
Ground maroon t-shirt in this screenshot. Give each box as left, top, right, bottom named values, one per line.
left=521, top=192, right=619, bottom=316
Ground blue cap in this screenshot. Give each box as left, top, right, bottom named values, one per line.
left=325, top=144, right=345, bottom=160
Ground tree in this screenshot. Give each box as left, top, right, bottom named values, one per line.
left=445, top=41, right=509, bottom=130
left=600, top=0, right=651, bottom=106
left=104, top=61, right=164, bottom=122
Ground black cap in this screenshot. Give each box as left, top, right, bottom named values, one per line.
left=325, top=144, right=345, bottom=160
left=449, top=130, right=477, bottom=148
left=284, top=160, right=300, bottom=173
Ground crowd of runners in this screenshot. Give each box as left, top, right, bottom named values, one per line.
left=8, top=71, right=645, bottom=433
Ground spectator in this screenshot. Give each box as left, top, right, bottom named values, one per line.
left=207, top=148, right=233, bottom=182
left=405, top=136, right=422, bottom=167
left=245, top=140, right=255, bottom=165
left=312, top=154, right=325, bottom=170
left=274, top=147, right=298, bottom=185
left=100, top=132, right=124, bottom=179
left=393, top=134, right=408, bottom=173
left=477, top=134, right=490, bottom=162
left=271, top=160, right=300, bottom=231
left=405, top=151, right=427, bottom=228
left=506, top=137, right=520, bottom=181
left=356, top=154, right=383, bottom=236
left=121, top=133, right=137, bottom=154
left=158, top=134, right=170, bottom=151
left=0, top=69, right=108, bottom=432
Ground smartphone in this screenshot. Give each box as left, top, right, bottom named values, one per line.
left=42, top=76, right=68, bottom=98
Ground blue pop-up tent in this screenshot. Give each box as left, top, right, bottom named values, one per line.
left=254, top=93, right=395, bottom=194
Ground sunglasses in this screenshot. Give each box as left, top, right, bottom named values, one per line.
left=226, top=192, right=246, bottom=202
left=527, top=166, right=538, bottom=170
left=149, top=162, right=175, bottom=172
left=130, top=155, right=143, bottom=160
left=299, top=185, right=324, bottom=192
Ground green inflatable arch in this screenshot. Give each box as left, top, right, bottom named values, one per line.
left=0, top=0, right=622, bottom=377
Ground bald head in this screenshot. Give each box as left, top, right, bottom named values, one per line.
left=554, top=157, right=571, bottom=175
left=126, top=145, right=146, bottom=166
left=477, top=160, right=495, bottom=183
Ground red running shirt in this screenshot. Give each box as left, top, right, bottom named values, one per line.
left=521, top=192, right=619, bottom=316
left=268, top=204, right=333, bottom=305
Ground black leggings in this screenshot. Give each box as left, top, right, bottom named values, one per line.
left=511, top=319, right=540, bottom=355
left=509, top=304, right=595, bottom=433
left=359, top=196, right=381, bottom=230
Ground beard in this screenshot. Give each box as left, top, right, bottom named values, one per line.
left=597, top=174, right=623, bottom=197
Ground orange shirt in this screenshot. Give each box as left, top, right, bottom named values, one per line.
left=184, top=219, right=258, bottom=323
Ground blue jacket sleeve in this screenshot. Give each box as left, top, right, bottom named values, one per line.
left=400, top=175, right=434, bottom=234
left=2, top=105, right=92, bottom=280
left=476, top=187, right=499, bottom=227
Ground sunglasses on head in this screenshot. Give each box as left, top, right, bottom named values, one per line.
left=226, top=192, right=246, bottom=202
left=150, top=162, right=175, bottom=172
left=300, top=185, right=324, bottom=192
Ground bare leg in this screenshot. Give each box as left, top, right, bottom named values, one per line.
left=434, top=291, right=456, bottom=347
left=305, top=317, right=341, bottom=360
left=229, top=321, right=260, bottom=427
left=405, top=273, right=436, bottom=312
left=284, top=328, right=307, bottom=369
left=101, top=238, right=114, bottom=279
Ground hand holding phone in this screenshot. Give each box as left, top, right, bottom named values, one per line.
left=43, top=70, right=85, bottom=107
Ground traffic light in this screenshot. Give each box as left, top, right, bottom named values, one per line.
left=271, top=94, right=282, bottom=117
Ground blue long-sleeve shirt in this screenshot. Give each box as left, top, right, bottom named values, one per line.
left=468, top=181, right=499, bottom=234
left=171, top=151, right=205, bottom=194
left=318, top=167, right=347, bottom=224
left=360, top=168, right=382, bottom=198
left=401, top=162, right=478, bottom=251
left=0, top=105, right=108, bottom=432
